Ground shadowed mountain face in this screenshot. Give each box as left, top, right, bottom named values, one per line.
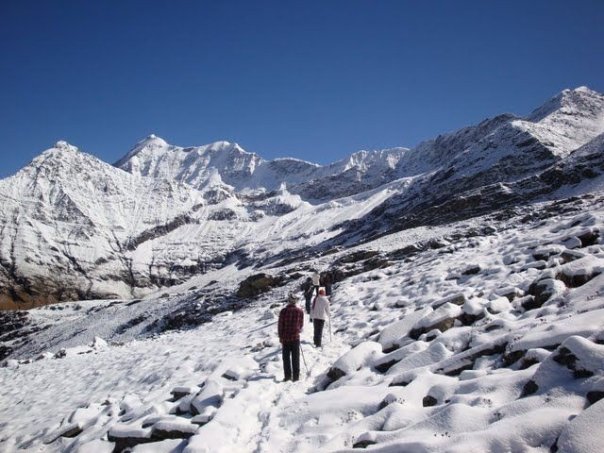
left=1, top=87, right=603, bottom=308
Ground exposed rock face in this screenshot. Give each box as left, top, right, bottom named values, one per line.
left=236, top=274, right=285, bottom=299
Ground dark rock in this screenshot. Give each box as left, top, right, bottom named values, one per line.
left=556, top=268, right=601, bottom=288
left=437, top=342, right=508, bottom=376
left=353, top=439, right=377, bottom=448
left=519, top=358, right=540, bottom=370
left=433, top=293, right=466, bottom=308
left=458, top=312, right=484, bottom=326
left=170, top=387, right=196, bottom=401
left=236, top=273, right=285, bottom=299
left=462, top=265, right=481, bottom=276
left=497, top=287, right=522, bottom=302
left=150, top=422, right=198, bottom=440
left=326, top=367, right=346, bottom=382
left=151, top=295, right=247, bottom=333
left=551, top=437, right=559, bottom=453
left=578, top=229, right=600, bottom=247
left=364, top=257, right=391, bottom=272
left=502, top=350, right=526, bottom=367
left=423, top=395, right=438, bottom=407
left=520, top=380, right=539, bottom=397
left=409, top=317, right=457, bottom=340
left=374, top=360, right=398, bottom=374
left=0, top=345, right=13, bottom=361
left=109, top=435, right=153, bottom=452
left=388, top=244, right=423, bottom=260
left=61, top=425, right=83, bottom=438
left=552, top=346, right=591, bottom=378
left=520, top=295, right=540, bottom=311
left=115, top=314, right=148, bottom=335
left=527, top=278, right=562, bottom=308
left=560, top=250, right=585, bottom=264
left=533, top=248, right=562, bottom=261
left=388, top=378, right=411, bottom=387
left=43, top=423, right=84, bottom=444
left=336, top=250, right=380, bottom=264
left=207, top=209, right=238, bottom=221
left=586, top=391, right=604, bottom=407
left=443, top=362, right=474, bottom=377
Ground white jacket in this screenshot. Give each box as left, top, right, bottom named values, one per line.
left=311, top=295, right=330, bottom=321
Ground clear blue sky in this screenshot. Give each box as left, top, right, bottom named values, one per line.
left=1, top=0, right=603, bottom=177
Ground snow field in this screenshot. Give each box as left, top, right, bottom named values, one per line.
left=2, top=198, right=604, bottom=452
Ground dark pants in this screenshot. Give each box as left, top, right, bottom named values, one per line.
left=305, top=295, right=312, bottom=315
left=282, top=340, right=300, bottom=381
left=313, top=319, right=325, bottom=347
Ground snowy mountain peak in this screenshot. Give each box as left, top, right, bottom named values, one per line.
left=528, top=85, right=604, bottom=122
left=30, top=142, right=82, bottom=166
left=53, top=140, right=78, bottom=151
left=113, top=134, right=171, bottom=167
left=138, top=134, right=168, bottom=147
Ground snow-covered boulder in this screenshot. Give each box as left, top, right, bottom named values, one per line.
left=107, top=425, right=152, bottom=451
left=170, top=386, right=200, bottom=401
left=377, top=307, right=432, bottom=352
left=557, top=397, right=604, bottom=453
left=409, top=302, right=463, bottom=339
left=526, top=277, right=566, bottom=308
left=221, top=357, right=258, bottom=381
left=556, top=255, right=604, bottom=287
left=327, top=341, right=382, bottom=382
left=91, top=336, right=108, bottom=349
left=487, top=297, right=512, bottom=314
left=191, top=379, right=223, bottom=415
left=522, top=336, right=604, bottom=397
left=150, top=420, right=198, bottom=439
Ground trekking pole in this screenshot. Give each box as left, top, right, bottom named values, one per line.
left=329, top=317, right=332, bottom=342
left=300, top=343, right=310, bottom=376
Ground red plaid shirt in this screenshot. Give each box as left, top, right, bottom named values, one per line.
left=278, top=304, right=304, bottom=342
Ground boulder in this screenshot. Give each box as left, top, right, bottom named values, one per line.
left=170, top=386, right=200, bottom=401
left=409, top=303, right=462, bottom=339
left=191, top=379, right=223, bottom=415
left=327, top=341, right=382, bottom=382
left=422, top=395, right=438, bottom=407
left=494, top=286, right=523, bottom=301
left=527, top=277, right=566, bottom=308
left=557, top=398, right=604, bottom=452
left=151, top=420, right=198, bottom=440
left=43, top=423, right=83, bottom=444
left=236, top=273, right=284, bottom=298
left=555, top=256, right=604, bottom=288
left=107, top=425, right=152, bottom=451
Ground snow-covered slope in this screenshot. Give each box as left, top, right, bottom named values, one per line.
left=2, top=194, right=604, bottom=452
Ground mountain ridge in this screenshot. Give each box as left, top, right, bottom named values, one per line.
left=1, top=86, right=603, bottom=309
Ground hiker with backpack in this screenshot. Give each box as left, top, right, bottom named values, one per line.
left=301, top=277, right=314, bottom=319
left=311, top=288, right=330, bottom=347
left=278, top=293, right=304, bottom=382
left=311, top=271, right=321, bottom=296
left=322, top=271, right=334, bottom=296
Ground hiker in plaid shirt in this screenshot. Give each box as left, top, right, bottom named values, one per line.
left=278, top=293, right=304, bottom=382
